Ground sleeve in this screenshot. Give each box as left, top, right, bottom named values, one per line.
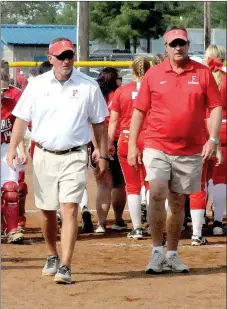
left=205, top=69, right=222, bottom=109
left=88, top=84, right=109, bottom=124
left=134, top=71, right=152, bottom=112
left=12, top=81, right=36, bottom=122
left=109, top=88, right=121, bottom=113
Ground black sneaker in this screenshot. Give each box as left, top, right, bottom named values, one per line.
left=82, top=208, right=94, bottom=233
left=127, top=228, right=143, bottom=239
left=54, top=265, right=72, bottom=284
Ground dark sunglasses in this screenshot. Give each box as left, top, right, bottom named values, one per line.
left=169, top=40, right=187, bottom=48
left=53, top=51, right=75, bottom=61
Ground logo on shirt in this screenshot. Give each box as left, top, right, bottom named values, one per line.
left=188, top=76, right=199, bottom=85
left=72, top=89, right=79, bottom=97
left=160, top=81, right=167, bottom=84
left=132, top=91, right=138, bottom=100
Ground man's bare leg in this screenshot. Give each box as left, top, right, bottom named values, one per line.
left=166, top=191, right=185, bottom=251
left=111, top=186, right=126, bottom=223
left=40, top=210, right=58, bottom=256
left=149, top=180, right=169, bottom=246
left=60, top=203, right=79, bottom=267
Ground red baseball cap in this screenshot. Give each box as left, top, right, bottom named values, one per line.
left=165, top=29, right=188, bottom=44
left=49, top=40, right=75, bottom=56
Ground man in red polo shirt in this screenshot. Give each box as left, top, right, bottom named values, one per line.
left=128, top=26, right=222, bottom=273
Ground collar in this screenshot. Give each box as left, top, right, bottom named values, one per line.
left=164, top=57, right=194, bottom=72
left=49, top=67, right=78, bottom=83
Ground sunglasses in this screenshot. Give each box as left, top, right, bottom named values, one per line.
left=117, top=77, right=122, bottom=82
left=168, top=40, right=187, bottom=48
left=53, top=51, right=75, bottom=61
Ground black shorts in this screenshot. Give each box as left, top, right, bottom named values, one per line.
left=89, top=141, right=125, bottom=188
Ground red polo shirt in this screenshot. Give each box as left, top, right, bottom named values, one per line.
left=220, top=71, right=226, bottom=119
left=134, top=57, right=222, bottom=155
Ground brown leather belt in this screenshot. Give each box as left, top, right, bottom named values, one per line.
left=35, top=143, right=82, bottom=155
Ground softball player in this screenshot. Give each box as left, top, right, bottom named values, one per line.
left=108, top=57, right=151, bottom=239
left=1, top=70, right=27, bottom=243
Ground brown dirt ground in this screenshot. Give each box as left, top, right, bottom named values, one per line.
left=1, top=158, right=226, bottom=309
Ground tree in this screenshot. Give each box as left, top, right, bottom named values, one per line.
left=1, top=2, right=61, bottom=24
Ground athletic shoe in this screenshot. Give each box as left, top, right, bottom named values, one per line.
left=144, top=225, right=151, bottom=235
left=163, top=254, right=189, bottom=273
left=191, top=235, right=208, bottom=246
left=127, top=228, right=143, bottom=239
left=145, top=250, right=167, bottom=274
left=54, top=265, right=72, bottom=284
left=81, top=208, right=94, bottom=233
left=141, top=203, right=147, bottom=224
left=213, top=220, right=224, bottom=236
left=7, top=230, right=24, bottom=244
left=95, top=225, right=106, bottom=233
left=42, top=255, right=60, bottom=276
left=111, top=220, right=127, bottom=231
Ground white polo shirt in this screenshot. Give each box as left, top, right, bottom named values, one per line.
left=13, top=68, right=109, bottom=151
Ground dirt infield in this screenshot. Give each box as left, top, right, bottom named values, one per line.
left=2, top=159, right=226, bottom=309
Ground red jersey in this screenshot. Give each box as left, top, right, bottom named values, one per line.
left=220, top=71, right=227, bottom=119
left=134, top=57, right=222, bottom=155
left=105, top=90, right=120, bottom=140
left=4, top=85, right=22, bottom=103
left=1, top=97, right=17, bottom=144
left=110, top=82, right=145, bottom=131
left=1, top=86, right=22, bottom=144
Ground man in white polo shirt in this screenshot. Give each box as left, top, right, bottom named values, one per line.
left=7, top=37, right=109, bottom=284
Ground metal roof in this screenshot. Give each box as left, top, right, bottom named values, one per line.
left=1, top=24, right=77, bottom=45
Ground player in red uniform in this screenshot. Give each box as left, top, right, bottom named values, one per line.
left=1, top=69, right=27, bottom=243
left=205, top=45, right=227, bottom=235
left=91, top=67, right=127, bottom=233
left=108, top=57, right=150, bottom=238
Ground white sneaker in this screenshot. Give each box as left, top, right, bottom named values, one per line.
left=164, top=254, right=189, bottom=273
left=191, top=235, right=208, bottom=246
left=145, top=250, right=166, bottom=274
left=95, top=225, right=106, bottom=233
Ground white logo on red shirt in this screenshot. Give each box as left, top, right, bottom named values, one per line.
left=160, top=81, right=167, bottom=84
left=188, top=76, right=199, bottom=85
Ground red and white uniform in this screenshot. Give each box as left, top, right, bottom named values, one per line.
left=1, top=91, right=20, bottom=187
left=211, top=71, right=227, bottom=185
left=110, top=82, right=148, bottom=194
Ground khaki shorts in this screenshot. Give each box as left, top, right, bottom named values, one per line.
left=33, top=145, right=88, bottom=210
left=143, top=148, right=203, bottom=194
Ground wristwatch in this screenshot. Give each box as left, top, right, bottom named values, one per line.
left=209, top=137, right=219, bottom=145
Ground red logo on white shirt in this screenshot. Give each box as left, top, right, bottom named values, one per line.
left=72, top=90, right=78, bottom=97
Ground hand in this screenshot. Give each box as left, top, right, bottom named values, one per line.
left=201, top=140, right=217, bottom=162
left=215, top=145, right=223, bottom=166
left=127, top=144, right=142, bottom=170
left=19, top=150, right=28, bottom=165
left=92, top=148, right=100, bottom=164
left=95, top=158, right=109, bottom=179
left=6, top=148, right=18, bottom=171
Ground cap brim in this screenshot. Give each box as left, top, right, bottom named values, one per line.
left=168, top=36, right=188, bottom=44
left=53, top=47, right=75, bottom=56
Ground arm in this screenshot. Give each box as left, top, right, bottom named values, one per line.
left=92, top=121, right=108, bottom=178
left=7, top=118, right=28, bottom=170
left=127, top=108, right=146, bottom=168
left=208, top=106, right=222, bottom=139
left=108, top=110, right=119, bottom=155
